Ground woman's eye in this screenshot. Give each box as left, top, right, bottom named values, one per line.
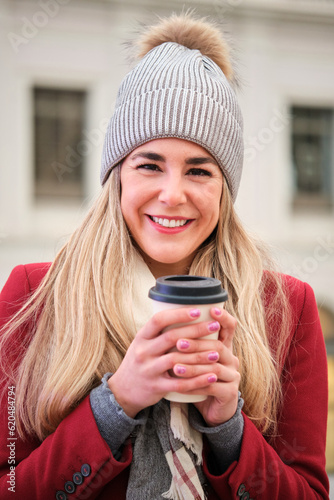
left=187, top=168, right=212, bottom=177
left=136, top=163, right=161, bottom=172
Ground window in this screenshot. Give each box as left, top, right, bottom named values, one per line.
left=33, top=87, right=87, bottom=200
left=318, top=305, right=334, bottom=472
left=291, top=106, right=334, bottom=210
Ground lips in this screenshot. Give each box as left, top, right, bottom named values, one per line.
left=148, top=216, right=189, bottom=228
left=146, top=214, right=193, bottom=233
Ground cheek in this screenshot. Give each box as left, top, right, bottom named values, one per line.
left=121, top=183, right=149, bottom=230
left=198, top=185, right=222, bottom=221
left=120, top=185, right=136, bottom=224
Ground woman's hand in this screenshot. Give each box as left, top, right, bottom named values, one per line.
left=107, top=307, right=224, bottom=418
left=173, top=307, right=240, bottom=427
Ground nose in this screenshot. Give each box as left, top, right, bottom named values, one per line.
left=158, top=174, right=187, bottom=206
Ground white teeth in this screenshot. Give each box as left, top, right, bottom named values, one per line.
left=151, top=217, right=188, bottom=228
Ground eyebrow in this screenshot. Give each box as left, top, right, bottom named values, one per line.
left=130, top=151, right=219, bottom=166
left=185, top=157, right=219, bottom=167
left=130, top=152, right=165, bottom=162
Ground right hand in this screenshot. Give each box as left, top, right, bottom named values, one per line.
left=107, top=307, right=222, bottom=418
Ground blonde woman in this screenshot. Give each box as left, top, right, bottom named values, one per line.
left=0, top=13, right=329, bottom=500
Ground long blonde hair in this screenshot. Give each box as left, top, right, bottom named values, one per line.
left=0, top=166, right=292, bottom=440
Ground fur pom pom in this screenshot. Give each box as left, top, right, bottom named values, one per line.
left=135, top=11, right=234, bottom=82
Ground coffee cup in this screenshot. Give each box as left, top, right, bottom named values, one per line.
left=148, top=275, right=228, bottom=403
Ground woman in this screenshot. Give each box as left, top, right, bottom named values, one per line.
left=0, top=12, right=329, bottom=500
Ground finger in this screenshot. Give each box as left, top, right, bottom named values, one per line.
left=175, top=334, right=233, bottom=366
left=157, top=349, right=221, bottom=373
left=172, top=363, right=237, bottom=382
left=139, top=307, right=202, bottom=340
left=174, top=336, right=238, bottom=371
left=175, top=338, right=222, bottom=353
left=210, top=307, right=237, bottom=350
left=181, top=380, right=239, bottom=399
left=165, top=372, right=218, bottom=395
left=178, top=369, right=241, bottom=397
left=143, top=319, right=221, bottom=358
left=159, top=320, right=221, bottom=351
left=156, top=342, right=239, bottom=376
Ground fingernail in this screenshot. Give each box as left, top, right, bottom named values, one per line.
left=176, top=366, right=186, bottom=375
left=208, top=351, right=219, bottom=361
left=208, top=321, right=220, bottom=332
left=179, top=340, right=190, bottom=349
left=208, top=374, right=217, bottom=383
left=214, top=308, right=222, bottom=316
left=189, top=308, right=201, bottom=318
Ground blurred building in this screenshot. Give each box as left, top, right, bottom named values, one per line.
left=0, top=0, right=333, bottom=482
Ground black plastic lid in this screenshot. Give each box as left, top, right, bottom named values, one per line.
left=148, top=275, right=228, bottom=305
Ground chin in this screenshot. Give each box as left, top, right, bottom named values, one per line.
left=147, top=252, right=194, bottom=270
left=152, top=256, right=185, bottom=265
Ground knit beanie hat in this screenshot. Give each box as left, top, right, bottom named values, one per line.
left=101, top=12, right=243, bottom=202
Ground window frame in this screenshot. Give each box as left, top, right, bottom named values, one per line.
left=290, top=105, right=334, bottom=212
left=33, top=86, right=87, bottom=202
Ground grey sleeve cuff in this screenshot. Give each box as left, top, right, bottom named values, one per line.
left=90, top=372, right=148, bottom=459
left=188, top=392, right=244, bottom=475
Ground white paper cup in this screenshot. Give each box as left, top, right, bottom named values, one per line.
left=149, top=275, right=228, bottom=403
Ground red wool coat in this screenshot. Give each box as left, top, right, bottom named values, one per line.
left=0, top=263, right=329, bottom=499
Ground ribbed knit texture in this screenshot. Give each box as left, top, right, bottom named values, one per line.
left=101, top=41, right=243, bottom=202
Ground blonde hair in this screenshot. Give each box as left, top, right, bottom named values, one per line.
left=190, top=184, right=292, bottom=434
left=0, top=166, right=291, bottom=440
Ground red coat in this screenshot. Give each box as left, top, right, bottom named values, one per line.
left=0, top=263, right=329, bottom=499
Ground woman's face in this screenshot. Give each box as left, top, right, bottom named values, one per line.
left=120, top=138, right=223, bottom=277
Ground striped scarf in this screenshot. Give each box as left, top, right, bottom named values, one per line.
left=126, top=399, right=207, bottom=500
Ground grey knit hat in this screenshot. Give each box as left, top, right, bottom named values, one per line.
left=101, top=13, right=243, bottom=202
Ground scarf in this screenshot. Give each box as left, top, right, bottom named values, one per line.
left=127, top=253, right=206, bottom=500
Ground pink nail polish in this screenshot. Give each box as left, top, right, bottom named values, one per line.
left=208, top=321, right=220, bottom=332
left=208, top=374, right=217, bottom=383
left=214, top=308, right=222, bottom=316
left=208, top=352, right=219, bottom=361
left=189, top=308, right=201, bottom=318
left=176, top=366, right=186, bottom=375
left=179, top=340, right=190, bottom=349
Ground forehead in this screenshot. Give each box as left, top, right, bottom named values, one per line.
left=126, top=137, right=219, bottom=165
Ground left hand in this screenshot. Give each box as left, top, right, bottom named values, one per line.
left=173, top=307, right=240, bottom=427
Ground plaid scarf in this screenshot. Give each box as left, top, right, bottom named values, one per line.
left=126, top=399, right=207, bottom=500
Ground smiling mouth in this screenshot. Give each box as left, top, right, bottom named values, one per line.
left=148, top=216, right=191, bottom=228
